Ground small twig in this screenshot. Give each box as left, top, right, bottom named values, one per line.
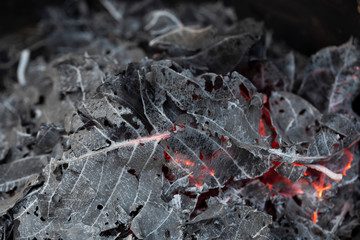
left=17, top=49, right=30, bottom=86
left=304, top=164, right=343, bottom=181
left=100, top=0, right=123, bottom=22
left=331, top=201, right=350, bottom=234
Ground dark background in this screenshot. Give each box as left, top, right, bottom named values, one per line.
left=1, top=0, right=360, bottom=55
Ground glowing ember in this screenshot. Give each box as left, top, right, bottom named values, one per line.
left=313, top=183, right=331, bottom=198
left=260, top=162, right=305, bottom=197
left=239, top=84, right=251, bottom=101
left=312, top=173, right=332, bottom=198
left=185, top=161, right=195, bottom=166
left=342, top=149, right=354, bottom=176
left=313, top=212, right=318, bottom=223
left=271, top=127, right=279, bottom=148
left=164, top=151, right=171, bottom=162
left=292, top=163, right=303, bottom=167
left=259, top=119, right=266, bottom=136
left=260, top=104, right=279, bottom=148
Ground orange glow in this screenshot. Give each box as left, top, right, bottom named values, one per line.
left=185, top=161, right=195, bottom=166
left=292, top=163, right=303, bottom=167
left=312, top=212, right=318, bottom=223
left=303, top=172, right=308, bottom=176
left=260, top=161, right=305, bottom=197
left=259, top=119, right=266, bottom=136
left=342, top=149, right=354, bottom=176
left=209, top=169, right=215, bottom=176
left=317, top=184, right=331, bottom=198
left=312, top=172, right=331, bottom=198
left=196, top=184, right=202, bottom=188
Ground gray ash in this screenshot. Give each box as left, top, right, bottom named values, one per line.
left=0, top=1, right=359, bottom=239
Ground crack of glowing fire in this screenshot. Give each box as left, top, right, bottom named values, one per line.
left=173, top=153, right=215, bottom=188
left=312, top=182, right=331, bottom=198
left=312, top=173, right=332, bottom=198
left=313, top=212, right=318, bottom=223
left=342, top=149, right=354, bottom=176
left=259, top=119, right=266, bottom=137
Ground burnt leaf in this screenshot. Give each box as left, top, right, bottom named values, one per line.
left=149, top=26, right=214, bottom=51
left=274, top=52, right=296, bottom=91
left=150, top=64, right=269, bottom=156
left=0, top=175, right=41, bottom=216
left=250, top=60, right=292, bottom=92
left=275, top=163, right=306, bottom=182
left=298, top=40, right=360, bottom=115
left=35, top=124, right=64, bottom=153
left=177, top=32, right=262, bottom=74
left=269, top=91, right=321, bottom=147
left=0, top=156, right=47, bottom=196
left=185, top=199, right=273, bottom=240
left=13, top=59, right=273, bottom=239
left=0, top=1, right=359, bottom=239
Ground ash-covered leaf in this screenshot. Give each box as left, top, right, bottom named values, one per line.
left=35, top=124, right=64, bottom=153
left=185, top=199, right=273, bottom=240
left=0, top=156, right=47, bottom=194
left=150, top=64, right=269, bottom=156
left=270, top=115, right=359, bottom=166
left=269, top=91, right=321, bottom=146
left=177, top=32, right=262, bottom=74
left=274, top=52, right=295, bottom=91
left=0, top=175, right=41, bottom=216
left=275, top=163, right=306, bottom=182
left=168, top=122, right=270, bottom=186
left=13, top=57, right=275, bottom=239
left=306, top=114, right=360, bottom=159
left=298, top=39, right=360, bottom=115
left=249, top=61, right=292, bottom=92
left=149, top=26, right=214, bottom=51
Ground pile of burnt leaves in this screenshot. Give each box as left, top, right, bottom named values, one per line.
left=0, top=0, right=359, bottom=239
